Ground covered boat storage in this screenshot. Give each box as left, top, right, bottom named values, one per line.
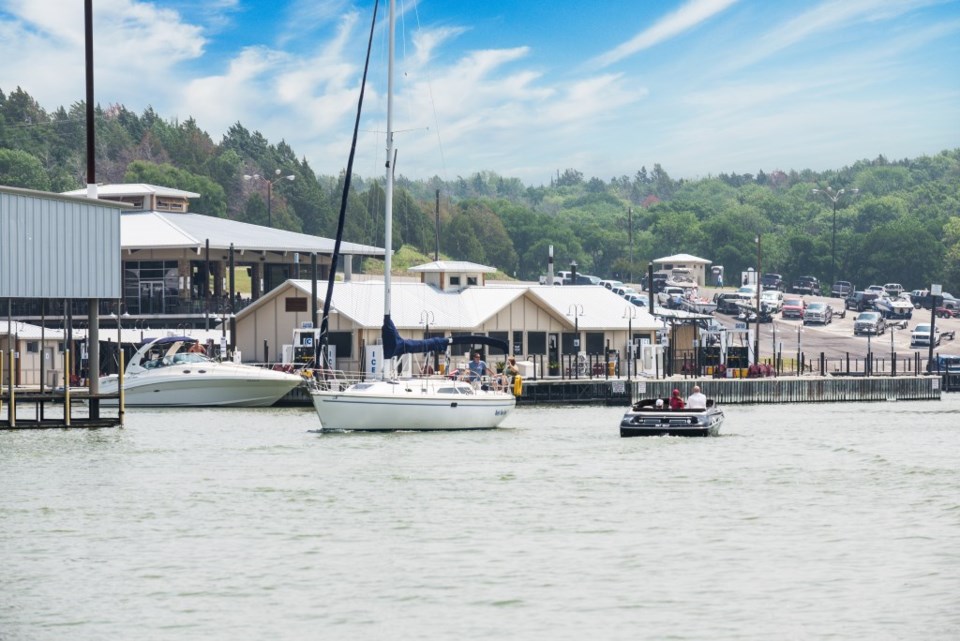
left=1, top=185, right=124, bottom=429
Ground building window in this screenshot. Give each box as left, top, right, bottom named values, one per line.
left=27, top=341, right=39, bottom=353
left=585, top=332, right=605, bottom=354
left=528, top=332, right=546, bottom=355
left=467, top=276, right=478, bottom=286
left=285, top=297, right=308, bottom=313
left=449, top=276, right=461, bottom=286
left=561, top=332, right=579, bottom=353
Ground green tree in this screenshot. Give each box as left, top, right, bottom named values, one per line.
left=0, top=148, right=50, bottom=190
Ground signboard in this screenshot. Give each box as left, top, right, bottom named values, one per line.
left=366, top=345, right=383, bottom=378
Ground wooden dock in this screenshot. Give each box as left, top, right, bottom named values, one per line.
left=1, top=389, right=123, bottom=430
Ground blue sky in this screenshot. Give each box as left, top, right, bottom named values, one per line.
left=1, top=0, right=958, bottom=185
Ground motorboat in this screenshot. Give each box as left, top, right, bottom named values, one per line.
left=620, top=398, right=725, bottom=437
left=99, top=336, right=304, bottom=407
left=680, top=295, right=717, bottom=315
left=308, top=0, right=516, bottom=431
left=872, top=294, right=913, bottom=319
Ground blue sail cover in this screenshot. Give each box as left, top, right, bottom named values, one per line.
left=381, top=316, right=509, bottom=359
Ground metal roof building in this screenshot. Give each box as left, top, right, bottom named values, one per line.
left=1, top=185, right=123, bottom=299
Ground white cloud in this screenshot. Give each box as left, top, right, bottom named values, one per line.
left=590, top=0, right=739, bottom=68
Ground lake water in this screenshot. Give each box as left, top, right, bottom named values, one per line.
left=2, top=397, right=959, bottom=641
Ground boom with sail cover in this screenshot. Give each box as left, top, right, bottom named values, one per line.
left=381, top=316, right=509, bottom=359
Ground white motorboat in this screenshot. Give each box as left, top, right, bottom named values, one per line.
left=99, top=336, right=303, bottom=407
left=620, top=398, right=725, bottom=437
left=309, top=0, right=516, bottom=431
left=873, top=294, right=913, bottom=319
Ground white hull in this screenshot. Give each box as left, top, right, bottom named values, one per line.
left=100, top=363, right=303, bottom=408
left=310, top=378, right=516, bottom=431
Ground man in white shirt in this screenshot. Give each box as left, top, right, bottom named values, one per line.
left=687, top=385, right=707, bottom=409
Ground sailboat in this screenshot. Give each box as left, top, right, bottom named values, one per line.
left=308, top=0, right=517, bottom=431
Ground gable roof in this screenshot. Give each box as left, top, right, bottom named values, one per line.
left=407, top=260, right=497, bottom=273
left=119, top=210, right=382, bottom=255
left=241, top=281, right=667, bottom=331
left=652, top=253, right=711, bottom=264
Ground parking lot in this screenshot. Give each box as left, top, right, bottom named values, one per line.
left=701, top=288, right=960, bottom=360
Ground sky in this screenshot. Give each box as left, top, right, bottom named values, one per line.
left=1, top=0, right=958, bottom=185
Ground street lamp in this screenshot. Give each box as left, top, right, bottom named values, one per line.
left=755, top=234, right=762, bottom=367
left=623, top=305, right=637, bottom=381
left=812, top=187, right=859, bottom=290
left=244, top=169, right=295, bottom=228
left=567, top=304, right=584, bottom=376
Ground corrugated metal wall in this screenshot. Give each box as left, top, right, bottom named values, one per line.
left=0, top=187, right=122, bottom=298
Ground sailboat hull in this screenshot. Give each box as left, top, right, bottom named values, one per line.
left=310, top=379, right=516, bottom=431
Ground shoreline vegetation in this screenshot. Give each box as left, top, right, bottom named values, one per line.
left=0, top=88, right=957, bottom=294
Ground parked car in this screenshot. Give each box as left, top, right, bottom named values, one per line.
left=845, top=290, right=879, bottom=312
left=781, top=297, right=807, bottom=319
left=831, top=280, right=853, bottom=298
left=760, top=273, right=784, bottom=292
left=865, top=285, right=886, bottom=296
left=613, top=285, right=639, bottom=298
left=656, top=286, right=684, bottom=307
left=562, top=274, right=596, bottom=285
left=760, top=290, right=784, bottom=312
left=853, top=311, right=886, bottom=336
left=650, top=272, right=669, bottom=293
left=803, top=302, right=833, bottom=325
left=927, top=354, right=960, bottom=373
left=910, top=323, right=941, bottom=347
left=913, top=291, right=958, bottom=310
left=599, top=279, right=624, bottom=291
left=883, top=283, right=904, bottom=297
left=716, top=292, right=753, bottom=315
left=625, top=294, right=647, bottom=307
left=791, top=276, right=821, bottom=296
left=936, top=306, right=959, bottom=319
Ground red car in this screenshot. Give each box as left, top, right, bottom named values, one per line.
left=781, top=297, right=807, bottom=319
left=936, top=306, right=959, bottom=318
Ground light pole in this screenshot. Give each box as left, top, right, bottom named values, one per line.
left=567, top=304, right=584, bottom=376
left=812, top=187, right=859, bottom=290
left=755, top=234, right=762, bottom=367
left=796, top=323, right=802, bottom=376
left=244, top=169, right=295, bottom=228
left=928, top=284, right=941, bottom=372
left=623, top=305, right=636, bottom=381
left=421, top=310, right=437, bottom=373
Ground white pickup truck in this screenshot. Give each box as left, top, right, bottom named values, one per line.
left=539, top=270, right=570, bottom=285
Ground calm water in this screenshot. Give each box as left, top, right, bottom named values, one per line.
left=2, top=397, right=959, bottom=641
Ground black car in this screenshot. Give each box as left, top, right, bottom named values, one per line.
left=760, top=273, right=784, bottom=292
left=913, top=291, right=958, bottom=310
left=845, top=290, right=879, bottom=312
left=791, top=276, right=821, bottom=296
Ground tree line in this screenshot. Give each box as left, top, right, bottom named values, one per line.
left=2, top=86, right=959, bottom=293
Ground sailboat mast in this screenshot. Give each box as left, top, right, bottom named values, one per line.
left=383, top=0, right=395, bottom=318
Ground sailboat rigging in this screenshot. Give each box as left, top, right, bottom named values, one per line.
left=309, top=0, right=517, bottom=431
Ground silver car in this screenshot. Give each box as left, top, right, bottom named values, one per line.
left=803, top=301, right=833, bottom=325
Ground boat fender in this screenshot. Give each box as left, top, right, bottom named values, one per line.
left=513, top=375, right=523, bottom=396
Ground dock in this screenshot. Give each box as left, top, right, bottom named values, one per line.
left=1, top=388, right=123, bottom=430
